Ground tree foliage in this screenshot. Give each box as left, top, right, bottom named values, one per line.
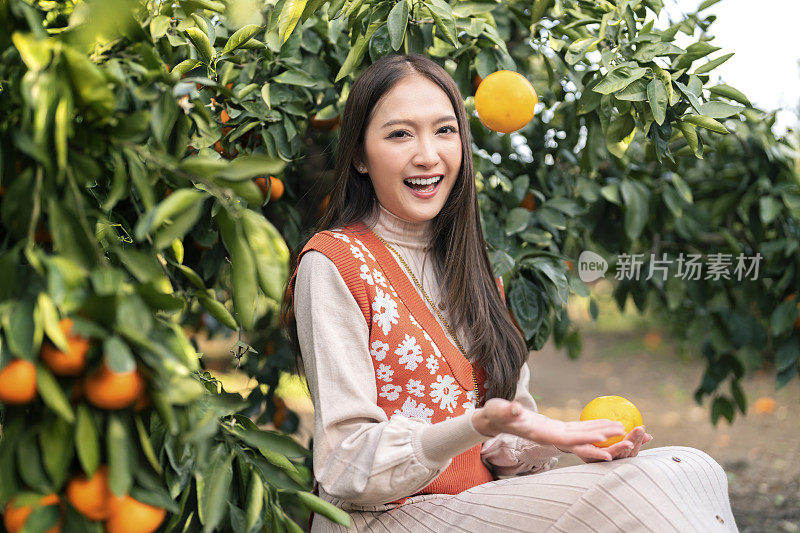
left=0, top=0, right=798, bottom=530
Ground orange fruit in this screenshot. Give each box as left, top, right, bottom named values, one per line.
left=309, top=114, right=341, bottom=131
left=643, top=331, right=662, bottom=351
left=471, top=73, right=483, bottom=95
left=66, top=465, right=113, bottom=521
left=105, top=494, right=166, bottom=533
left=752, top=397, right=776, bottom=414
left=519, top=192, right=536, bottom=211
left=220, top=109, right=230, bottom=124
left=226, top=82, right=233, bottom=90
left=579, top=395, right=643, bottom=448
left=474, top=70, right=538, bottom=133
left=565, top=260, right=573, bottom=273
left=272, top=396, right=287, bottom=428
left=84, top=363, right=145, bottom=410
left=3, top=494, right=61, bottom=533
left=318, top=193, right=330, bottom=215
left=255, top=176, right=284, bottom=201
left=40, top=318, right=91, bottom=377
left=0, top=359, right=37, bottom=404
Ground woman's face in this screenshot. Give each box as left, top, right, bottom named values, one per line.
left=355, top=73, right=462, bottom=223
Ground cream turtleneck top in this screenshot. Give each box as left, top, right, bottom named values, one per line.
left=293, top=201, right=563, bottom=509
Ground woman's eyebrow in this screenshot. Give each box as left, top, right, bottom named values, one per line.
left=381, top=115, right=457, bottom=128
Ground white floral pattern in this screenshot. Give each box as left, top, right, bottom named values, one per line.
left=425, top=354, right=439, bottom=375
left=331, top=232, right=350, bottom=243
left=409, top=314, right=421, bottom=329
left=376, top=363, right=394, bottom=383
left=372, top=269, right=387, bottom=287
left=370, top=340, right=389, bottom=361
left=405, top=378, right=425, bottom=397
left=359, top=263, right=374, bottom=285
left=350, top=244, right=365, bottom=263
left=372, top=287, right=399, bottom=335
left=429, top=374, right=462, bottom=413
left=395, top=334, right=423, bottom=370
left=392, top=396, right=434, bottom=422
left=378, top=383, right=402, bottom=401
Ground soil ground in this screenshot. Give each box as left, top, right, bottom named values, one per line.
left=238, top=330, right=799, bottom=533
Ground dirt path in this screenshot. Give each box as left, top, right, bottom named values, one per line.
left=278, top=330, right=799, bottom=532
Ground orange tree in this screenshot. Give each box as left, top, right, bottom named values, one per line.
left=1, top=0, right=799, bottom=530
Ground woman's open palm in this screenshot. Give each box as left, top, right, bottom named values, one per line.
left=475, top=398, right=626, bottom=461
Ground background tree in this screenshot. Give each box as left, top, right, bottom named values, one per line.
left=0, top=0, right=798, bottom=530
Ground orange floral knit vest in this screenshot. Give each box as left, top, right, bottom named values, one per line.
left=288, top=220, right=503, bottom=508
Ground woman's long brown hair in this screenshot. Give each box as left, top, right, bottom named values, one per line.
left=279, top=53, right=528, bottom=403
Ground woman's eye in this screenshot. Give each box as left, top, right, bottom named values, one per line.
left=388, top=126, right=458, bottom=138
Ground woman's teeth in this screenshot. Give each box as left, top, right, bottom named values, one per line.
left=404, top=176, right=442, bottom=192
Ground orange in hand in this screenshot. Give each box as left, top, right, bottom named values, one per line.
left=475, top=70, right=538, bottom=133
left=579, top=395, right=643, bottom=448
left=40, top=318, right=91, bottom=376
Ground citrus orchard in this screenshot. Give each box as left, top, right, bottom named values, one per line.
left=579, top=395, right=643, bottom=448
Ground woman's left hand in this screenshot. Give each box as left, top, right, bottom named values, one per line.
left=556, top=426, right=653, bottom=463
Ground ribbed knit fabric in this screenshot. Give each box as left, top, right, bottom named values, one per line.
left=289, top=221, right=496, bottom=505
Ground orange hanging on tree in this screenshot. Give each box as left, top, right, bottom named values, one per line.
left=474, top=70, right=538, bottom=133
left=0, top=359, right=37, bottom=404
left=83, top=362, right=145, bottom=410
left=40, top=318, right=91, bottom=377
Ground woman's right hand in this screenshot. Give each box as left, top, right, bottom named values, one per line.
left=472, top=398, right=626, bottom=459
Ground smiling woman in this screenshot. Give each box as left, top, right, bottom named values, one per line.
left=279, top=54, right=738, bottom=532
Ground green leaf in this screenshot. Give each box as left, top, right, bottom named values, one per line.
left=107, top=415, right=133, bottom=496
left=676, top=120, right=702, bottom=158
left=135, top=414, right=163, bottom=475
left=647, top=78, right=668, bottom=126
left=508, top=277, right=543, bottom=340
left=294, top=491, right=351, bottom=526
left=229, top=427, right=310, bottom=459
left=150, top=14, right=171, bottom=40
left=566, top=37, right=599, bottom=66
left=184, top=27, right=214, bottom=63
left=40, top=417, right=73, bottom=488
left=620, top=179, right=649, bottom=241
left=682, top=114, right=729, bottom=134
left=775, top=336, right=799, bottom=373
left=606, top=113, right=636, bottom=158
left=335, top=20, right=381, bottom=82
left=104, top=335, right=136, bottom=373
left=38, top=292, right=68, bottom=353
left=11, top=32, right=52, bottom=71
left=277, top=0, right=308, bottom=45
left=223, top=24, right=262, bottom=54
left=426, top=0, right=458, bottom=47
left=387, top=0, right=408, bottom=51
left=172, top=59, right=203, bottom=76
left=36, top=364, right=75, bottom=423
left=711, top=395, right=734, bottom=425
left=708, top=84, right=751, bottom=106
left=505, top=208, right=531, bottom=236
left=197, top=292, right=238, bottom=330
left=201, top=447, right=234, bottom=533
left=697, top=101, right=744, bottom=119
left=272, top=69, right=317, bottom=87
left=75, top=404, right=100, bottom=475
left=693, top=52, right=734, bottom=74
left=594, top=66, right=648, bottom=94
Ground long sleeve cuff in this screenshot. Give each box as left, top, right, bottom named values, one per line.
left=414, top=411, right=490, bottom=467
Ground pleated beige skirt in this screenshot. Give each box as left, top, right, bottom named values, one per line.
left=310, top=446, right=738, bottom=532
